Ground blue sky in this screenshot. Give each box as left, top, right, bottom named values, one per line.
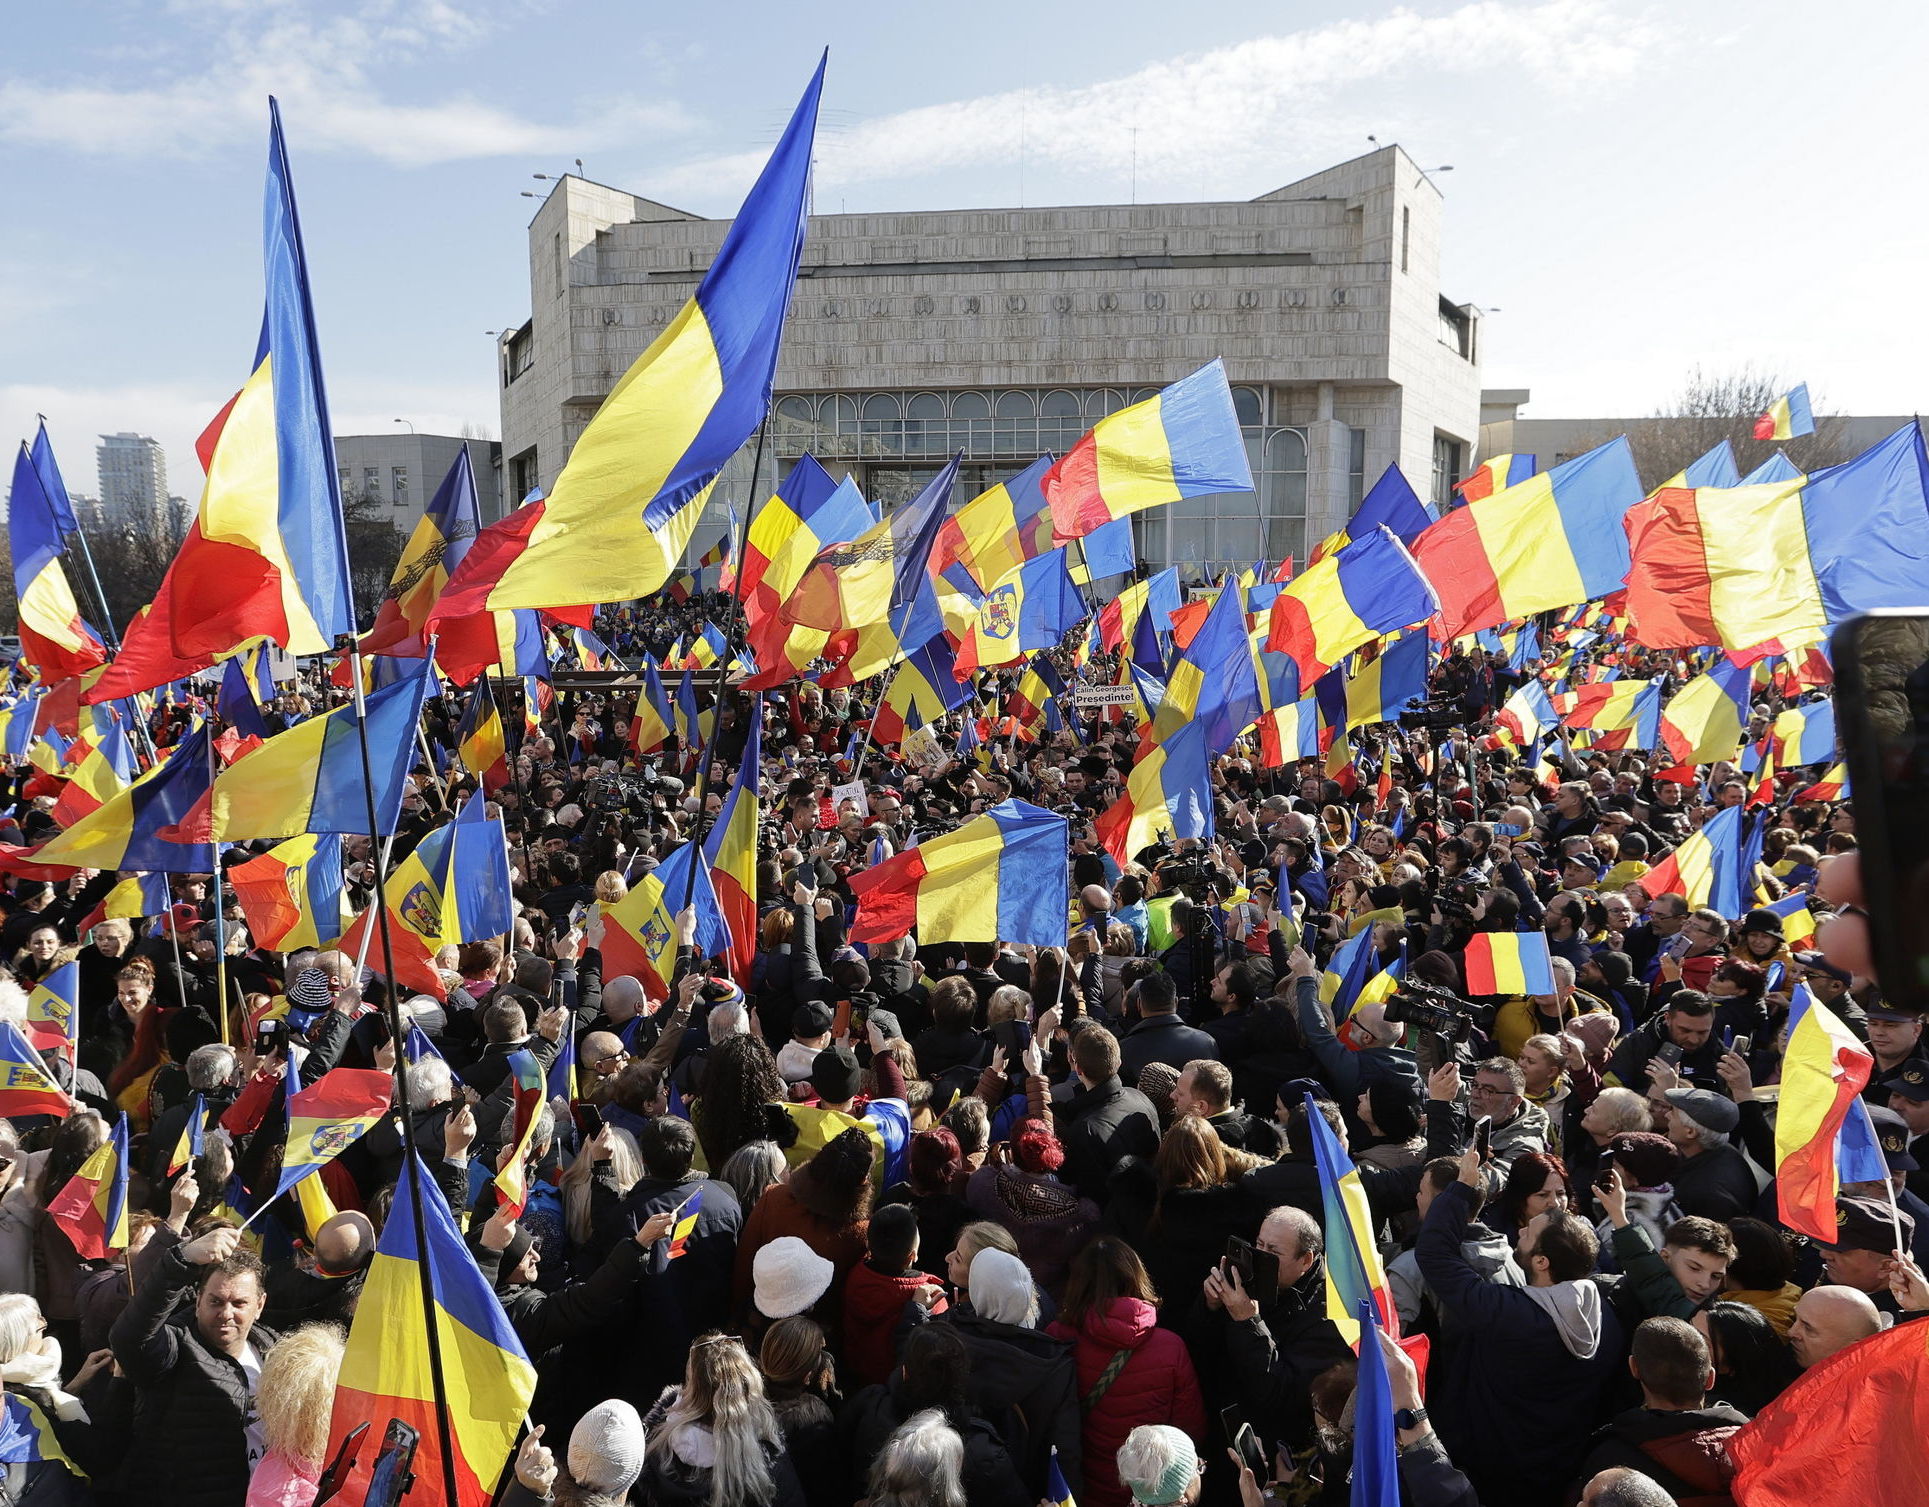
left=3, top=0, right=1923, bottom=497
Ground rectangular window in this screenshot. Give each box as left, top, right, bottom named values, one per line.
left=554, top=232, right=565, bottom=297
left=1401, top=206, right=1411, bottom=274
left=337, top=467, right=352, bottom=498
left=1348, top=427, right=1367, bottom=508
left=392, top=466, right=409, bottom=505
left=363, top=466, right=381, bottom=500
left=1431, top=435, right=1465, bottom=508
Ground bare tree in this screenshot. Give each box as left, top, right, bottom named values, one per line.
left=1605, top=365, right=1857, bottom=490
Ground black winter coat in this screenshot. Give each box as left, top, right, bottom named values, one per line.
left=1053, top=1076, right=1160, bottom=1201
left=840, top=1383, right=1031, bottom=1507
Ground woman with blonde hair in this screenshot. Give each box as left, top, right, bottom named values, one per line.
left=638, top=1331, right=804, bottom=1505
left=558, top=1126, right=643, bottom=1252
left=247, top=1323, right=346, bottom=1506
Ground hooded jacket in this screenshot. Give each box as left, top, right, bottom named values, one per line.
left=1416, top=1181, right=1624, bottom=1507
left=964, top=1162, right=1098, bottom=1299
left=1047, top=1297, right=1207, bottom=1507
left=936, top=1310, right=1082, bottom=1497
left=1387, top=1219, right=1524, bottom=1332
left=1570, top=1403, right=1749, bottom=1507
left=841, top=1261, right=945, bottom=1389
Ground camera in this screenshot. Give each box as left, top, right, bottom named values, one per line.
left=1382, top=980, right=1476, bottom=1043
left=1399, top=698, right=1466, bottom=732
left=1430, top=870, right=1483, bottom=920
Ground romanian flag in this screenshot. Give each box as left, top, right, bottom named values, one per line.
left=1493, top=681, right=1558, bottom=750
left=1044, top=361, right=1252, bottom=541
left=1551, top=677, right=1663, bottom=751
left=1302, top=1091, right=1398, bottom=1344
left=933, top=454, right=1055, bottom=594
left=342, top=799, right=514, bottom=1000
left=0, top=1021, right=73, bottom=1118
left=431, top=60, right=823, bottom=616
left=1097, top=566, right=1181, bottom=654
left=88, top=103, right=353, bottom=702
left=169, top=1092, right=207, bottom=1177
left=0, top=1392, right=87, bottom=1479
left=1266, top=526, right=1437, bottom=683
left=666, top=1186, right=703, bottom=1259
left=1640, top=803, right=1749, bottom=915
left=7, top=437, right=105, bottom=682
left=1775, top=984, right=1873, bottom=1241
left=1007, top=654, right=1066, bottom=727
left=741, top=469, right=873, bottom=687
left=602, top=841, right=729, bottom=1000
left=1093, top=720, right=1213, bottom=864
left=1771, top=698, right=1836, bottom=768
left=1343, top=632, right=1430, bottom=730
left=330, top=1152, right=536, bottom=1507
left=1454, top=452, right=1537, bottom=505
left=1319, top=926, right=1381, bottom=1021
left=701, top=693, right=761, bottom=982
left=1413, top=437, right=1644, bottom=639
left=673, top=673, right=711, bottom=752
left=229, top=833, right=348, bottom=951
left=24, top=961, right=82, bottom=1065
left=1765, top=893, right=1817, bottom=951
left=1463, top=932, right=1556, bottom=996
left=202, top=660, right=432, bottom=841
left=455, top=684, right=509, bottom=793
left=850, top=799, right=1068, bottom=947
left=1658, top=659, right=1750, bottom=764
left=1309, top=464, right=1435, bottom=563
left=46, top=1113, right=130, bottom=1259
left=1045, top=1447, right=1078, bottom=1507
left=274, top=1059, right=394, bottom=1204
left=735, top=459, right=840, bottom=603
left=71, top=870, right=171, bottom=937
left=1754, top=384, right=1815, bottom=442
left=493, top=1049, right=547, bottom=1216
left=1152, top=579, right=1261, bottom=758
left=362, top=446, right=484, bottom=658
left=954, top=548, right=1086, bottom=675
left=1258, top=697, right=1321, bottom=767
left=27, top=725, right=217, bottom=874
left=869, top=638, right=970, bottom=746
left=1795, top=763, right=1849, bottom=803
left=628, top=660, right=674, bottom=758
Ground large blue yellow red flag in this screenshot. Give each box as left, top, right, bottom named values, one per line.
left=1640, top=803, right=1750, bottom=915
left=342, top=798, right=514, bottom=999
left=955, top=547, right=1087, bottom=675
left=1258, top=696, right=1321, bottom=768
left=1776, top=983, right=1873, bottom=1242
left=702, top=695, right=762, bottom=982
left=870, top=637, right=970, bottom=746
left=49, top=717, right=137, bottom=827
left=736, top=454, right=836, bottom=604
left=329, top=1151, right=537, bottom=1507
left=363, top=446, right=483, bottom=657
left=1755, top=384, right=1815, bottom=441
left=1658, top=659, right=1751, bottom=764
left=46, top=1113, right=130, bottom=1259
left=204, top=658, right=433, bottom=840
left=455, top=683, right=509, bottom=793
left=1303, top=1091, right=1398, bottom=1344
left=742, top=469, right=875, bottom=687
left=1551, top=677, right=1664, bottom=751
left=1414, top=437, right=1644, bottom=639
left=933, top=454, right=1056, bottom=596
left=1094, top=720, right=1213, bottom=864
left=432, top=58, right=824, bottom=615
left=1267, top=526, right=1438, bottom=683
left=89, top=101, right=353, bottom=701
left=8, top=438, right=105, bottom=681
left=1344, top=632, right=1430, bottom=729
left=850, top=799, right=1068, bottom=947
left=28, top=725, right=217, bottom=873
left=24, top=961, right=81, bottom=1065
left=229, top=833, right=348, bottom=951
left=1045, top=362, right=1252, bottom=541
left=274, top=1058, right=393, bottom=1204
left=0, top=1021, right=72, bottom=1118
left=602, top=840, right=729, bottom=999
left=1153, top=578, right=1261, bottom=757
left=1770, top=699, right=1836, bottom=768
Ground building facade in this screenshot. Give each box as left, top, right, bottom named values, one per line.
left=95, top=433, right=168, bottom=523
left=333, top=433, right=504, bottom=534
left=498, top=146, right=1484, bottom=580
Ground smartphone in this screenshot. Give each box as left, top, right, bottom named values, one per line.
left=573, top=1102, right=604, bottom=1142
left=1721, top=1026, right=1735, bottom=1051
left=1473, top=1115, right=1493, bottom=1162
left=832, top=999, right=852, bottom=1039
left=1657, top=1042, right=1685, bottom=1068
left=254, top=1018, right=283, bottom=1056
left=1494, top=822, right=1524, bottom=837
left=1661, top=932, right=1694, bottom=961
left=363, top=1420, right=420, bottom=1507
left=1224, top=1236, right=1255, bottom=1288
left=1834, top=612, right=1929, bottom=1010
left=312, top=1420, right=368, bottom=1507
left=1221, top=1407, right=1269, bottom=1481
left=1733, top=1034, right=1753, bottom=1057
left=1594, top=1147, right=1618, bottom=1192
left=992, top=1019, right=1033, bottom=1059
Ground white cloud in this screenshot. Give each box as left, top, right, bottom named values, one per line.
left=655, top=0, right=1660, bottom=201
left=0, top=0, right=693, bottom=166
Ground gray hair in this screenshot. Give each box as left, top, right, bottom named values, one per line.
left=186, top=1044, right=239, bottom=1092
left=1260, top=1204, right=1322, bottom=1261
left=1583, top=1469, right=1680, bottom=1507
left=406, top=1057, right=454, bottom=1112
left=1676, top=1113, right=1729, bottom=1151
left=1592, top=1087, right=1652, bottom=1136
left=1549, top=956, right=1577, bottom=986
left=0, top=1292, right=43, bottom=1367
left=866, top=1410, right=966, bottom=1507
left=1116, top=1425, right=1199, bottom=1505
left=707, top=1001, right=750, bottom=1041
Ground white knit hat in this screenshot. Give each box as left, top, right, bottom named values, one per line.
left=752, top=1236, right=835, bottom=1319
left=568, top=1399, right=646, bottom=1496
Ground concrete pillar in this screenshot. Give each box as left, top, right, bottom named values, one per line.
left=1304, top=381, right=1353, bottom=545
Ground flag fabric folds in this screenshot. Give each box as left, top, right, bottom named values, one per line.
left=89, top=101, right=353, bottom=699
left=229, top=834, right=348, bottom=951
left=1658, top=660, right=1750, bottom=765
left=1045, top=362, right=1253, bottom=541
left=274, top=1061, right=394, bottom=1204
left=1754, top=383, right=1815, bottom=441
left=601, top=841, right=730, bottom=1000
left=330, top=1152, right=537, bottom=1507
left=1044, top=1446, right=1078, bottom=1507
left=1311, top=464, right=1434, bottom=562
left=493, top=1050, right=547, bottom=1215
left=1302, top=1092, right=1398, bottom=1344
left=702, top=694, right=762, bottom=982
left=362, top=446, right=482, bottom=657
left=46, top=1114, right=130, bottom=1259
left=28, top=725, right=217, bottom=874
left=933, top=454, right=1056, bottom=594
left=1351, top=1302, right=1401, bottom=1507
left=1093, top=720, right=1214, bottom=863
left=1639, top=803, right=1750, bottom=916
left=455, top=684, right=509, bottom=793
left=431, top=58, right=824, bottom=614
left=955, top=548, right=1086, bottom=675
left=1454, top=453, right=1536, bottom=505
left=8, top=439, right=105, bottom=681
left=0, top=1021, right=73, bottom=1119
left=0, top=1392, right=87, bottom=1479
left=1412, top=438, right=1644, bottom=639
left=1154, top=579, right=1261, bottom=758
left=1344, top=634, right=1430, bottom=729
left=24, top=961, right=82, bottom=1064
left=169, top=1093, right=207, bottom=1177
left=869, top=638, right=970, bottom=746
left=666, top=1187, right=703, bottom=1259
left=1267, top=527, right=1439, bottom=683
left=850, top=799, right=1068, bottom=947
left=1775, top=983, right=1874, bottom=1242
left=1463, top=932, right=1556, bottom=996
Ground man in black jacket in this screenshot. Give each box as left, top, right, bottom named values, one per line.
left=1118, top=970, right=1218, bottom=1080
left=110, top=1225, right=280, bottom=1507
left=1052, top=1022, right=1159, bottom=1200
left=1569, top=1316, right=1749, bottom=1502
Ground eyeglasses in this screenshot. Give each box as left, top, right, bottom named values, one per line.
left=1470, top=1081, right=1515, bottom=1098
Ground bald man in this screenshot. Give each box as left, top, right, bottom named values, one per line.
left=263, top=1210, right=375, bottom=1330
left=1079, top=883, right=1114, bottom=933
left=1788, top=1284, right=1884, bottom=1369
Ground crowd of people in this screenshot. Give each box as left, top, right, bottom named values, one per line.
left=0, top=601, right=1918, bottom=1507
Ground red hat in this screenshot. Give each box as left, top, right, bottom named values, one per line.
left=166, top=902, right=200, bottom=934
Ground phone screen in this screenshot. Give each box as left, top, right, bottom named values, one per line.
left=1594, top=1147, right=1617, bottom=1191
left=573, top=1103, right=603, bottom=1141
left=364, top=1420, right=420, bottom=1507
left=1834, top=613, right=1929, bottom=1010
left=1473, top=1116, right=1492, bottom=1162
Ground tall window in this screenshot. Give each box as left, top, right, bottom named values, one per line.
left=1401, top=207, right=1411, bottom=273
left=363, top=466, right=381, bottom=500
left=1431, top=435, right=1465, bottom=508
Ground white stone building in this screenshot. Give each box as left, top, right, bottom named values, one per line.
left=95, top=433, right=168, bottom=525
left=498, top=145, right=1484, bottom=579
left=333, top=433, right=505, bottom=532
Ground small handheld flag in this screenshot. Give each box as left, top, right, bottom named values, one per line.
left=667, top=1187, right=704, bottom=1259
left=169, top=1093, right=207, bottom=1177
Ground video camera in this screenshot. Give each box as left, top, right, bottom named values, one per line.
left=1398, top=698, right=1466, bottom=733
left=1429, top=870, right=1483, bottom=921
left=1382, top=979, right=1477, bottom=1044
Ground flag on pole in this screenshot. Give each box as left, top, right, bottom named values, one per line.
left=702, top=694, right=762, bottom=982
left=169, top=1093, right=207, bottom=1177
left=0, top=1020, right=75, bottom=1119
left=493, top=1050, right=547, bottom=1216
left=7, top=440, right=106, bottom=681
left=850, top=800, right=1068, bottom=947
left=1776, top=983, right=1875, bottom=1242
left=1754, top=383, right=1815, bottom=441
left=46, top=1114, right=131, bottom=1259
left=228, top=833, right=348, bottom=951
left=23, top=961, right=81, bottom=1065
left=1302, top=1092, right=1398, bottom=1345
left=273, top=1059, right=394, bottom=1204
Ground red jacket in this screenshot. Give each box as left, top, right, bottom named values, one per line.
left=841, top=1261, right=946, bottom=1388
left=1048, top=1297, right=1206, bottom=1507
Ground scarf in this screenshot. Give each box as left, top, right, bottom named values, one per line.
left=2, top=1338, right=89, bottom=1423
